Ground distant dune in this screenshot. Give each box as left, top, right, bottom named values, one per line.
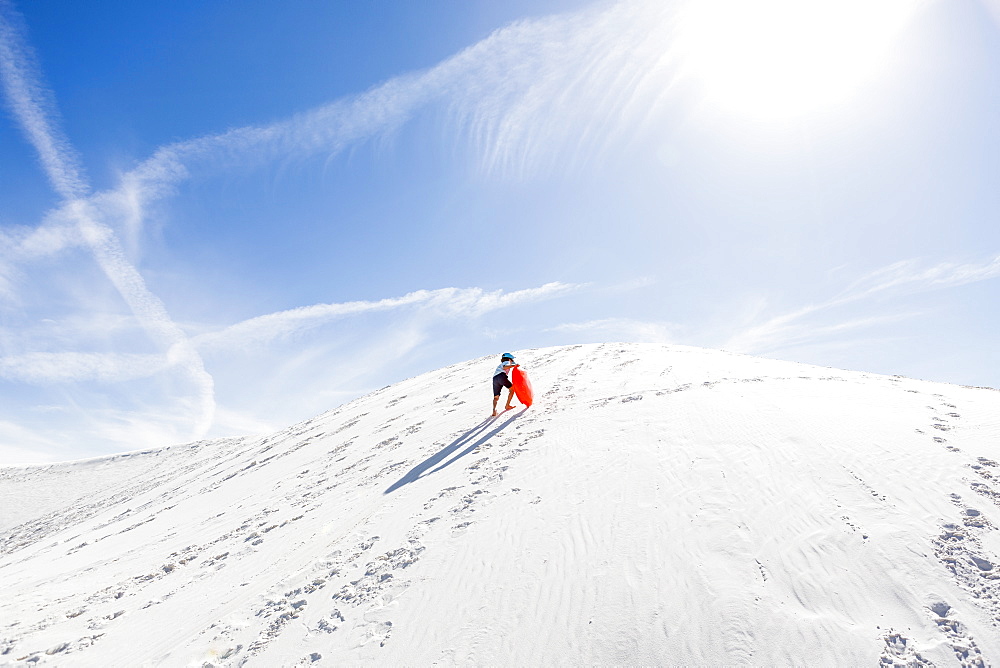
left=2, top=343, right=999, bottom=666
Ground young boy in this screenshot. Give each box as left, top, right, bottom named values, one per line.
left=491, top=353, right=518, bottom=416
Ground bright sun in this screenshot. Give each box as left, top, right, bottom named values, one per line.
left=674, top=0, right=920, bottom=120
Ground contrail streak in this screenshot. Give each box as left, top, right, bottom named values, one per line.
left=0, top=0, right=86, bottom=199
left=0, top=0, right=216, bottom=438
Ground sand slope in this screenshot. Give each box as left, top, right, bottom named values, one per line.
left=2, top=343, right=1000, bottom=666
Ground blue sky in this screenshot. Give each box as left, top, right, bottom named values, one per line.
left=1, top=0, right=999, bottom=463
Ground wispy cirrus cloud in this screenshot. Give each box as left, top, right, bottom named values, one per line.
left=724, top=255, right=1000, bottom=355
left=0, top=418, right=64, bottom=465
left=835, top=255, right=1000, bottom=299
left=0, top=282, right=582, bottom=385
left=74, top=1, right=697, bottom=247
left=548, top=256, right=1000, bottom=363
left=86, top=0, right=927, bottom=223
left=195, top=282, right=580, bottom=352
left=549, top=316, right=677, bottom=343
left=0, top=352, right=166, bottom=384
left=0, top=0, right=215, bottom=438
left=0, top=0, right=86, bottom=199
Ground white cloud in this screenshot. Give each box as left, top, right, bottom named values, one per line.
left=0, top=3, right=87, bottom=199
left=0, top=352, right=167, bottom=384
left=0, top=280, right=582, bottom=455
left=549, top=317, right=677, bottom=343
left=724, top=255, right=1000, bottom=355
left=0, top=3, right=216, bottom=439
left=724, top=312, right=918, bottom=357
left=0, top=221, right=82, bottom=305
left=194, top=282, right=581, bottom=352
left=63, top=1, right=702, bottom=246
left=0, top=418, right=64, bottom=465
left=837, top=255, right=1000, bottom=300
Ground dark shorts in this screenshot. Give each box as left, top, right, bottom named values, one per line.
left=492, top=372, right=512, bottom=396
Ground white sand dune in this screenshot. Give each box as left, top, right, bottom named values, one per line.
left=2, top=343, right=1000, bottom=666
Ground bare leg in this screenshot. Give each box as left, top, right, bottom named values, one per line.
left=505, top=387, right=516, bottom=410
left=492, top=395, right=500, bottom=417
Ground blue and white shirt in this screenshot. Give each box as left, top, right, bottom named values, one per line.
left=493, top=361, right=514, bottom=378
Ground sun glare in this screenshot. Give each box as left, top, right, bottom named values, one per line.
left=675, top=0, right=919, bottom=119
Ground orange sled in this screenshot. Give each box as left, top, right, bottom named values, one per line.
left=511, top=365, right=534, bottom=407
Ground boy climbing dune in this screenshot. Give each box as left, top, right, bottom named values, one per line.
left=491, top=352, right=518, bottom=416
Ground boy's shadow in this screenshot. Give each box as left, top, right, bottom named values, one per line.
left=384, top=409, right=525, bottom=495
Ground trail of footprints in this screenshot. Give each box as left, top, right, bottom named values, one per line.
left=3, top=504, right=315, bottom=664
left=576, top=363, right=1000, bottom=665
left=879, top=628, right=934, bottom=666
left=246, top=413, right=546, bottom=662
left=1, top=399, right=437, bottom=664
left=234, top=432, right=540, bottom=665
left=929, top=503, right=993, bottom=667
left=913, top=394, right=1000, bottom=665
left=163, top=391, right=545, bottom=663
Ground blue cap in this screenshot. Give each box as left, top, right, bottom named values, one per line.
left=501, top=352, right=514, bottom=360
